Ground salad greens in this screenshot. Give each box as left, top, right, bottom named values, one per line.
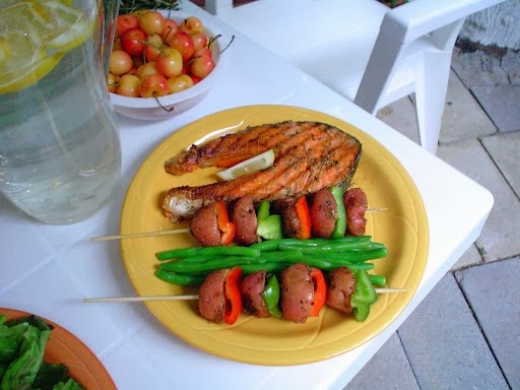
left=0, top=314, right=85, bottom=390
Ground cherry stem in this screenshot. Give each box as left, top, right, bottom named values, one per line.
left=207, top=34, right=222, bottom=49
left=163, top=25, right=175, bottom=42
left=205, top=34, right=235, bottom=56
left=154, top=94, right=174, bottom=112
left=220, top=35, right=235, bottom=55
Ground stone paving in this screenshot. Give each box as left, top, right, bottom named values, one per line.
left=345, top=47, right=520, bottom=389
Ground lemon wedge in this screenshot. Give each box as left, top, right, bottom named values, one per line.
left=217, top=149, right=275, bottom=181
left=0, top=52, right=64, bottom=95
left=0, top=37, right=13, bottom=63
left=0, top=30, right=64, bottom=94
left=38, top=1, right=94, bottom=52
left=0, top=1, right=94, bottom=94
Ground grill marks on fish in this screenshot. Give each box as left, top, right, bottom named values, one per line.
left=162, top=121, right=362, bottom=223
left=166, top=122, right=322, bottom=174
left=168, top=123, right=269, bottom=174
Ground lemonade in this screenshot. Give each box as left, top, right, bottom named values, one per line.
left=0, top=0, right=122, bottom=224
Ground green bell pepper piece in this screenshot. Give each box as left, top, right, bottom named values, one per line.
left=331, top=187, right=347, bottom=238
left=257, top=200, right=270, bottom=223
left=351, top=269, right=378, bottom=322
left=256, top=201, right=283, bottom=240
left=262, top=274, right=282, bottom=317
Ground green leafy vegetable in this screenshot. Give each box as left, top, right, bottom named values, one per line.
left=0, top=314, right=85, bottom=390
left=52, top=378, right=85, bottom=390
left=5, top=315, right=53, bottom=332
left=0, top=323, right=29, bottom=364
left=0, top=326, right=50, bottom=390
left=33, top=362, right=69, bottom=390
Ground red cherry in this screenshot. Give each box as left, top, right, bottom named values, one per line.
left=156, top=48, right=183, bottom=78
left=168, top=31, right=195, bottom=62
left=190, top=54, right=215, bottom=79
left=120, top=27, right=147, bottom=57
left=161, top=18, right=178, bottom=42
left=190, top=74, right=201, bottom=84
left=138, top=74, right=169, bottom=97
left=191, top=32, right=208, bottom=52
left=116, top=14, right=139, bottom=37
left=138, top=10, right=166, bottom=35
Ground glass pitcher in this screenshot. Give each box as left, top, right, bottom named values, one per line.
left=0, top=0, right=122, bottom=225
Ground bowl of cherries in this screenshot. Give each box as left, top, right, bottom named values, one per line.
left=108, top=9, right=230, bottom=120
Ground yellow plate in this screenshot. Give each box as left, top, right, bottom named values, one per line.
left=120, top=105, right=429, bottom=366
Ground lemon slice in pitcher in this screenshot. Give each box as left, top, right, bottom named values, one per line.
left=0, top=30, right=64, bottom=94
left=0, top=1, right=94, bottom=94
left=217, top=149, right=276, bottom=181
left=37, top=1, right=95, bottom=53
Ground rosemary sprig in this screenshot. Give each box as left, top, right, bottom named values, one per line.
left=118, top=0, right=182, bottom=15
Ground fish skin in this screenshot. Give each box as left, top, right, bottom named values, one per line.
left=162, top=121, right=362, bottom=223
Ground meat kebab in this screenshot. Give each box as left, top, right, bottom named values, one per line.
left=198, top=263, right=379, bottom=325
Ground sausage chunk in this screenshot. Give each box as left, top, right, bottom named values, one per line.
left=280, top=263, right=314, bottom=323
left=309, top=189, right=337, bottom=238
left=198, top=269, right=228, bottom=323
left=240, top=271, right=271, bottom=318
left=232, top=195, right=258, bottom=246
left=326, top=267, right=356, bottom=314
left=343, top=188, right=368, bottom=236
left=190, top=203, right=221, bottom=246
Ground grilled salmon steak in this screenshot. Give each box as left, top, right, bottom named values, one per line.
left=163, top=121, right=362, bottom=223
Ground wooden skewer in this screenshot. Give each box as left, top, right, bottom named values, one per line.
left=366, top=207, right=388, bottom=213
left=83, top=288, right=406, bottom=303
left=90, top=207, right=387, bottom=242
left=83, top=294, right=200, bottom=303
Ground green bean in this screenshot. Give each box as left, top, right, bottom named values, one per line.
left=156, top=245, right=261, bottom=261
left=258, top=250, right=303, bottom=261
left=154, top=235, right=387, bottom=286
left=240, top=262, right=292, bottom=274
left=241, top=260, right=373, bottom=274
left=246, top=256, right=375, bottom=272
left=160, top=250, right=304, bottom=273
left=164, top=256, right=269, bottom=274
left=251, top=235, right=373, bottom=251
left=160, top=247, right=381, bottom=275
left=249, top=239, right=301, bottom=251
left=297, top=257, right=375, bottom=271
left=155, top=270, right=205, bottom=286
left=159, top=255, right=223, bottom=267
left=312, top=247, right=388, bottom=263
left=279, top=241, right=385, bottom=253
left=171, top=252, right=264, bottom=264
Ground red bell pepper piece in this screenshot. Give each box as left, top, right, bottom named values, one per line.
left=224, top=266, right=243, bottom=325
left=295, top=196, right=311, bottom=240
left=310, top=267, right=327, bottom=317
left=215, top=201, right=236, bottom=246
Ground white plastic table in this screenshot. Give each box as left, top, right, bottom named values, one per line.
left=0, top=3, right=493, bottom=389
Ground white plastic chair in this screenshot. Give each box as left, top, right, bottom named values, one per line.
left=204, top=0, right=506, bottom=154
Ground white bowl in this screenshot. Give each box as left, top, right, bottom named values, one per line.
left=109, top=10, right=229, bottom=121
